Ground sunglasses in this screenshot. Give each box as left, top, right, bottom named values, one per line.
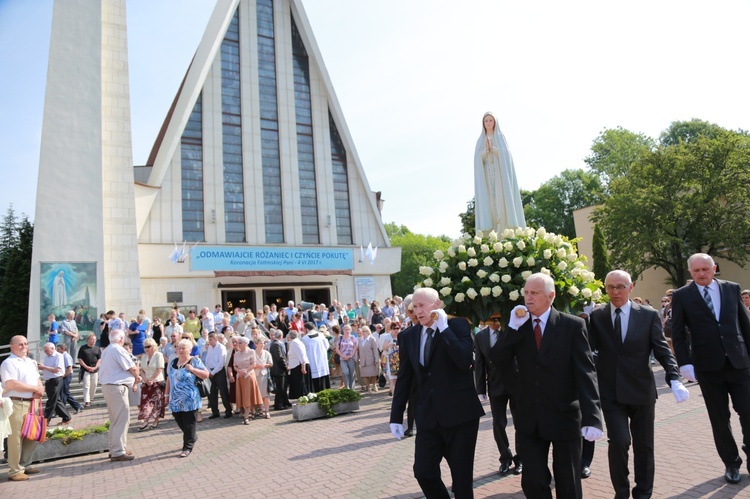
left=144, top=346, right=153, bottom=349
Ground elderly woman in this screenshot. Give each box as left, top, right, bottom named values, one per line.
left=229, top=336, right=262, bottom=424
left=226, top=336, right=240, bottom=414
left=381, top=322, right=401, bottom=396
left=164, top=339, right=209, bottom=458
left=253, top=336, right=273, bottom=419
left=358, top=326, right=380, bottom=393
left=335, top=325, right=358, bottom=390
left=138, top=338, right=165, bottom=430
left=179, top=333, right=203, bottom=421
left=329, top=325, right=344, bottom=388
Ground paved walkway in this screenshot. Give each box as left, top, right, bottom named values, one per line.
left=3, top=369, right=750, bottom=498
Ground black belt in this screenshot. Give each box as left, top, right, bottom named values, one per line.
left=9, top=397, right=33, bottom=401
left=104, top=383, right=128, bottom=386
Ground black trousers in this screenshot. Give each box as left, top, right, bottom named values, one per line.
left=581, top=438, right=595, bottom=467
left=406, top=386, right=417, bottom=431
left=696, top=362, right=750, bottom=467
left=601, top=398, right=655, bottom=499
left=288, top=364, right=310, bottom=399
left=208, top=368, right=232, bottom=416
left=61, top=374, right=81, bottom=411
left=173, top=410, right=198, bottom=451
left=44, top=377, right=71, bottom=421
left=413, top=418, right=480, bottom=499
left=489, top=390, right=520, bottom=466
left=311, top=375, right=331, bottom=393
left=518, top=431, right=582, bottom=499
left=272, top=373, right=290, bottom=409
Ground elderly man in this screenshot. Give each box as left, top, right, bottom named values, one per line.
left=501, top=273, right=603, bottom=499
left=56, top=343, right=82, bottom=414
left=205, top=332, right=233, bottom=419
left=286, top=330, right=310, bottom=399
left=99, top=329, right=140, bottom=461
left=77, top=334, right=101, bottom=407
left=0, top=336, right=45, bottom=481
left=59, top=310, right=79, bottom=361
left=389, top=288, right=484, bottom=499
left=672, top=253, right=750, bottom=484
left=38, top=342, right=72, bottom=424
left=200, top=307, right=215, bottom=335
left=589, top=270, right=689, bottom=498
left=302, top=322, right=331, bottom=392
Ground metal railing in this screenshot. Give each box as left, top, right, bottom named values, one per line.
left=0, top=338, right=44, bottom=363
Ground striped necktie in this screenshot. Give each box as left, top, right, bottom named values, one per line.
left=703, top=287, right=716, bottom=319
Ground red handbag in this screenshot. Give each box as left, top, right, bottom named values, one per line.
left=21, top=398, right=47, bottom=443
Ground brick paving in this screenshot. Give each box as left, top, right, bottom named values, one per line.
left=4, top=368, right=750, bottom=498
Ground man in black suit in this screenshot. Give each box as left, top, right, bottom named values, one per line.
left=474, top=316, right=521, bottom=475
left=589, top=270, right=689, bottom=498
left=269, top=329, right=291, bottom=410
left=500, top=273, right=603, bottom=499
left=672, top=253, right=750, bottom=484
left=389, top=287, right=485, bottom=499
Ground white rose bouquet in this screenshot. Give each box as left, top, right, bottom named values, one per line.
left=415, top=228, right=604, bottom=326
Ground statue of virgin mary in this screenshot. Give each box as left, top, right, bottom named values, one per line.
left=473, top=112, right=526, bottom=233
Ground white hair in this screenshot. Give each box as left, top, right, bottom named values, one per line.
left=237, top=336, right=251, bottom=345
left=109, top=329, right=125, bottom=343
left=177, top=339, right=193, bottom=350
left=605, top=270, right=632, bottom=284
left=43, top=342, right=55, bottom=351
left=413, top=287, right=439, bottom=302
left=526, top=273, right=555, bottom=294
left=688, top=253, right=715, bottom=268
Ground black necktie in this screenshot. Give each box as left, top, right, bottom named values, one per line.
left=423, top=328, right=434, bottom=365
left=703, top=287, right=716, bottom=319
left=614, top=308, right=622, bottom=345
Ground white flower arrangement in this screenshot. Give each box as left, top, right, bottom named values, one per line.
left=414, top=227, right=605, bottom=326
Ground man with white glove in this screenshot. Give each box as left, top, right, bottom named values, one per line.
left=588, top=270, right=686, bottom=498
left=388, top=288, right=484, bottom=499
left=671, top=253, right=750, bottom=485
left=497, top=273, right=602, bottom=498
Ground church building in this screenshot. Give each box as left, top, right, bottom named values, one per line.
left=27, top=0, right=400, bottom=341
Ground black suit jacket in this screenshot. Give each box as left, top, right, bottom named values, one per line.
left=589, top=302, right=679, bottom=405
left=390, top=318, right=485, bottom=429
left=269, top=339, right=288, bottom=376
left=498, top=308, right=602, bottom=441
left=672, top=279, right=750, bottom=371
left=474, top=326, right=518, bottom=397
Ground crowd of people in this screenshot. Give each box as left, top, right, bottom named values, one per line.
left=4, top=254, right=750, bottom=496
left=1, top=296, right=410, bottom=479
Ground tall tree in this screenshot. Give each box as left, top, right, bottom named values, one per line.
left=523, top=169, right=604, bottom=238
left=593, top=126, right=750, bottom=286
left=386, top=223, right=450, bottom=297
left=457, top=198, right=475, bottom=237
left=0, top=213, right=33, bottom=345
left=585, top=127, right=654, bottom=188
left=591, top=223, right=610, bottom=281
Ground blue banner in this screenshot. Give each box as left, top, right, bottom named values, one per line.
left=190, top=246, right=353, bottom=271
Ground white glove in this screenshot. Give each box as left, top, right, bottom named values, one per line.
left=478, top=394, right=488, bottom=402
left=581, top=426, right=603, bottom=442
left=508, top=306, right=530, bottom=330
left=680, top=364, right=697, bottom=382
left=671, top=380, right=689, bottom=403
left=390, top=423, right=404, bottom=440
left=431, top=309, right=448, bottom=332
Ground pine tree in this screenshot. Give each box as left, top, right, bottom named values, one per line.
left=0, top=210, right=33, bottom=345
left=592, top=223, right=610, bottom=282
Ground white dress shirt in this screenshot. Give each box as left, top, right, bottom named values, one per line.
left=287, top=338, right=309, bottom=369
left=531, top=308, right=553, bottom=337
left=0, top=354, right=40, bottom=398
left=611, top=300, right=632, bottom=343
left=205, top=343, right=227, bottom=375
left=99, top=344, right=136, bottom=386
left=42, top=351, right=65, bottom=381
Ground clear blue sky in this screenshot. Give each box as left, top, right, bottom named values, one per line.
left=2, top=0, right=749, bottom=237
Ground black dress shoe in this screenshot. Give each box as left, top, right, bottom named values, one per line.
left=208, top=414, right=220, bottom=420
left=581, top=466, right=591, bottom=479
left=513, top=463, right=522, bottom=475
left=725, top=467, right=741, bottom=484
left=224, top=413, right=233, bottom=419
left=499, top=463, right=511, bottom=475
left=403, top=428, right=413, bottom=438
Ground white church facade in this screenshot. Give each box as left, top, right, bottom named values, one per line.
left=28, top=0, right=400, bottom=341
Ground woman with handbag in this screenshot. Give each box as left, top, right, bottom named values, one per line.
left=137, top=338, right=165, bottom=430
left=164, top=339, right=209, bottom=458
left=230, top=336, right=262, bottom=424
left=253, top=337, right=274, bottom=419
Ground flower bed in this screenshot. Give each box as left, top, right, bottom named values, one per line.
left=419, top=227, right=605, bottom=326
left=33, top=424, right=110, bottom=462
left=293, top=389, right=362, bottom=421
